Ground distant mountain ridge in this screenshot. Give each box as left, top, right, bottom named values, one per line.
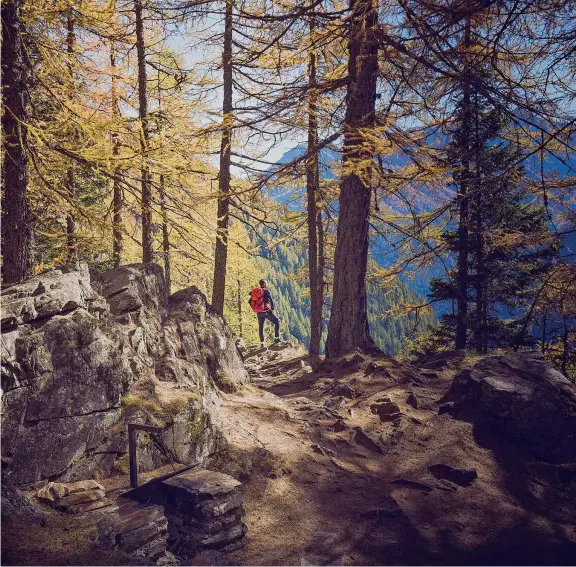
left=266, top=143, right=445, bottom=303
left=267, top=142, right=575, bottom=302
left=253, top=233, right=436, bottom=355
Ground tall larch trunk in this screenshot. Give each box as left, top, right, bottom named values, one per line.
left=159, top=174, right=171, bottom=293
left=306, top=14, right=323, bottom=357
left=65, top=8, right=77, bottom=262
left=317, top=200, right=325, bottom=330
left=1, top=0, right=33, bottom=284
left=455, top=14, right=472, bottom=350
left=134, top=0, right=153, bottom=263
left=325, top=0, right=379, bottom=358
left=472, top=91, right=485, bottom=353
left=156, top=70, right=171, bottom=293
left=211, top=0, right=233, bottom=315
left=110, top=40, right=123, bottom=267
left=237, top=279, right=243, bottom=337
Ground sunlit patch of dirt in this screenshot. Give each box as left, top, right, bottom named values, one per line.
left=215, top=344, right=576, bottom=566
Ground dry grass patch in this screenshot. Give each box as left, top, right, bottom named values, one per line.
left=1, top=519, right=146, bottom=566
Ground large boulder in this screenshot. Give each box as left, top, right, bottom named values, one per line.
left=166, top=287, right=248, bottom=390
left=1, top=269, right=127, bottom=484
left=1, top=263, right=248, bottom=487
left=445, top=352, right=576, bottom=463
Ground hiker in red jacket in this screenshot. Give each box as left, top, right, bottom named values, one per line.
left=249, top=279, right=282, bottom=348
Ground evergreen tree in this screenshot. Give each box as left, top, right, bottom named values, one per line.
left=429, top=97, right=556, bottom=352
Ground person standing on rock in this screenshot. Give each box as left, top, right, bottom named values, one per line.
left=249, top=279, right=283, bottom=348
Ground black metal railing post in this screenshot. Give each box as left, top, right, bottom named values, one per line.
left=128, top=422, right=163, bottom=488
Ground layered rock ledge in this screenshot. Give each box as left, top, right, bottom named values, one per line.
left=1, top=263, right=248, bottom=487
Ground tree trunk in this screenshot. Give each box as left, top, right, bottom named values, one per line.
left=325, top=0, right=379, bottom=358
left=66, top=167, right=77, bottom=261
left=306, top=14, right=322, bottom=357
left=65, top=9, right=77, bottom=263
left=1, top=0, right=33, bottom=284
left=237, top=279, right=243, bottom=337
left=317, top=199, right=325, bottom=311
left=455, top=15, right=472, bottom=350
left=472, top=91, right=485, bottom=353
left=211, top=0, right=233, bottom=315
left=134, top=0, right=153, bottom=263
left=473, top=196, right=487, bottom=353
left=110, top=40, right=123, bottom=267
left=561, top=316, right=569, bottom=377
left=159, top=174, right=171, bottom=294
left=155, top=68, right=171, bottom=293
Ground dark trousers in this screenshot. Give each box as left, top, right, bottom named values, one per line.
left=257, top=311, right=280, bottom=342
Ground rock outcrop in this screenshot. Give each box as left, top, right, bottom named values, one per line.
left=1, top=263, right=248, bottom=487
left=445, top=352, right=576, bottom=463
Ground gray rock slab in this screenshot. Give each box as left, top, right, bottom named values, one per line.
left=446, top=352, right=576, bottom=463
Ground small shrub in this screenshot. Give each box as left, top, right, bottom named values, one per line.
left=158, top=392, right=200, bottom=419
left=161, top=392, right=195, bottom=415
left=189, top=410, right=204, bottom=441
left=213, top=370, right=237, bottom=393
left=162, top=397, right=188, bottom=417
left=121, top=394, right=163, bottom=426
left=114, top=453, right=130, bottom=474
left=121, top=394, right=162, bottom=414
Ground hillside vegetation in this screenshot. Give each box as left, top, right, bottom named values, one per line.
left=253, top=237, right=435, bottom=353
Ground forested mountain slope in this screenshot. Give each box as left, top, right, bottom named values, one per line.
left=253, top=236, right=435, bottom=354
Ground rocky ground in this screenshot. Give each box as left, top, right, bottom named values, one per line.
left=211, top=343, right=576, bottom=566
left=2, top=327, right=576, bottom=565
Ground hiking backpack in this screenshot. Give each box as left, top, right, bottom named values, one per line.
left=250, top=288, right=271, bottom=312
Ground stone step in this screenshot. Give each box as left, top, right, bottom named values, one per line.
left=159, top=469, right=247, bottom=554
left=106, top=468, right=248, bottom=560
left=97, top=497, right=168, bottom=561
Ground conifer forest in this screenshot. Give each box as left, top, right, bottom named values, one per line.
left=1, top=0, right=576, bottom=565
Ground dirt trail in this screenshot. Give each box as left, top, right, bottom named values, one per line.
left=212, top=343, right=576, bottom=566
